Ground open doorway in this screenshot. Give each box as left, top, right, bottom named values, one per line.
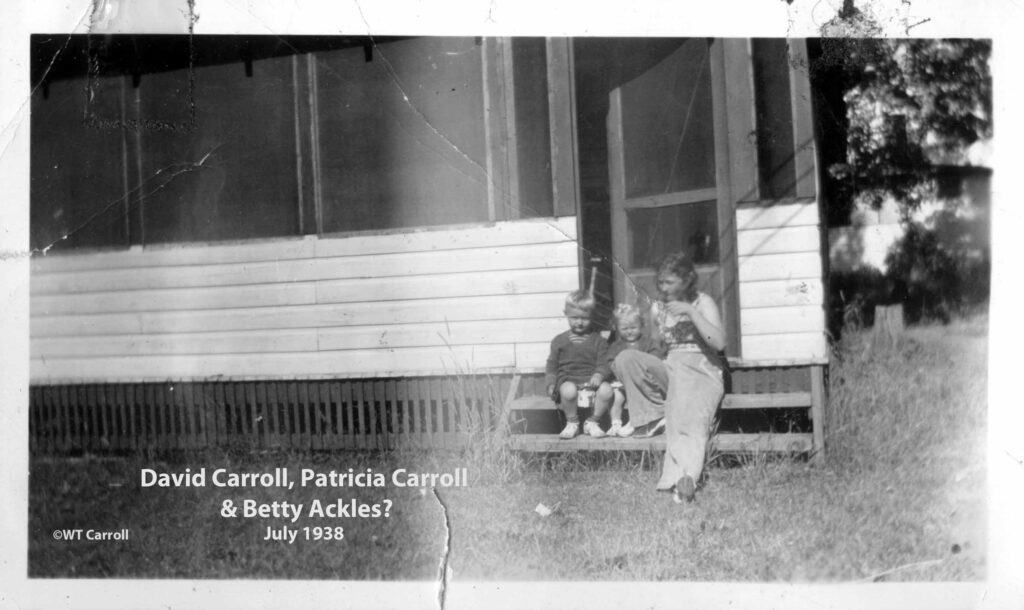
left=573, top=39, right=730, bottom=340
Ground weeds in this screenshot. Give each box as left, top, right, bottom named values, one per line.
left=826, top=317, right=987, bottom=474
left=441, top=366, right=525, bottom=485
left=28, top=316, right=988, bottom=581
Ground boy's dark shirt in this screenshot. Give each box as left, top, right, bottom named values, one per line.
left=544, top=330, right=611, bottom=388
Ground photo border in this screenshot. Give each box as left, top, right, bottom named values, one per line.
left=2, top=1, right=1020, bottom=608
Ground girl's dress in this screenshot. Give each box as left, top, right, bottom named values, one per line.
left=612, top=293, right=725, bottom=489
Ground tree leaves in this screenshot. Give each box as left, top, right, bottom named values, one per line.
left=814, top=39, right=991, bottom=213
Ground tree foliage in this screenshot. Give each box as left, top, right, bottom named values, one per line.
left=818, top=38, right=992, bottom=212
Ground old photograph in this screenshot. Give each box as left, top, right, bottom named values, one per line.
left=3, top=0, right=1019, bottom=608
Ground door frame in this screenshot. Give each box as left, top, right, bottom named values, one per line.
left=605, top=38, right=741, bottom=356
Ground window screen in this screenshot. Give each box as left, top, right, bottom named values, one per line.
left=621, top=38, right=716, bottom=200
left=512, top=38, right=554, bottom=218
left=627, top=200, right=719, bottom=268
left=137, top=55, right=301, bottom=244
left=316, top=38, right=488, bottom=234
left=31, top=75, right=131, bottom=251
left=752, top=38, right=797, bottom=200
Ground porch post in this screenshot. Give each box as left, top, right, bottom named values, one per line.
left=545, top=37, right=581, bottom=219
left=481, top=37, right=516, bottom=222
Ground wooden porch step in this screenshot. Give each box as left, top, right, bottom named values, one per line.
left=509, top=391, right=812, bottom=411
left=509, top=432, right=813, bottom=453
left=721, top=392, right=811, bottom=409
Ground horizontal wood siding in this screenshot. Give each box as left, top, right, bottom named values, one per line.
left=32, top=267, right=578, bottom=316
left=30, top=218, right=579, bottom=383
left=736, top=251, right=822, bottom=282
left=739, top=305, right=824, bottom=336
left=738, top=279, right=824, bottom=309
left=741, top=334, right=827, bottom=362
left=736, top=225, right=822, bottom=257
left=735, top=201, right=826, bottom=362
left=31, top=242, right=577, bottom=294
left=31, top=293, right=567, bottom=337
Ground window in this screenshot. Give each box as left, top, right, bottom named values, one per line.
left=751, top=38, right=797, bottom=200
left=510, top=38, right=555, bottom=218
left=31, top=74, right=131, bottom=251
left=137, top=53, right=301, bottom=244
left=30, top=36, right=503, bottom=252
left=316, top=37, right=489, bottom=233
left=621, top=39, right=717, bottom=199
left=627, top=200, right=719, bottom=267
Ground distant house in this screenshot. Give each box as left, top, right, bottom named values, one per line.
left=828, top=140, right=991, bottom=274
left=29, top=36, right=829, bottom=453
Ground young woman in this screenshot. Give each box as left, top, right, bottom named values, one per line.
left=612, top=252, right=727, bottom=503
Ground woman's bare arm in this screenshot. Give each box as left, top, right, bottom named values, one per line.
left=663, top=296, right=727, bottom=351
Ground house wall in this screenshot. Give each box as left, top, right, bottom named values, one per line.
left=29, top=36, right=831, bottom=381
left=30, top=217, right=578, bottom=383
left=727, top=39, right=828, bottom=364
left=735, top=200, right=828, bottom=363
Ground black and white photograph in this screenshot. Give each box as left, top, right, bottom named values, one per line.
left=1, top=0, right=1020, bottom=608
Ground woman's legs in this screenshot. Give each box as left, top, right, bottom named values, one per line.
left=656, top=357, right=724, bottom=491
left=612, top=350, right=669, bottom=429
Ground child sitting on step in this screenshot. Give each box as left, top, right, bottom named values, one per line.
left=605, top=304, right=667, bottom=437
left=545, top=290, right=614, bottom=439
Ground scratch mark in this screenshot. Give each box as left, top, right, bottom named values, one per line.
left=0, top=5, right=94, bottom=162
left=33, top=145, right=222, bottom=255
left=904, top=17, right=931, bottom=33
left=86, top=1, right=197, bottom=131
left=348, top=2, right=486, bottom=186
left=862, top=557, right=944, bottom=582
left=341, top=0, right=574, bottom=235
left=0, top=250, right=34, bottom=261
left=432, top=488, right=452, bottom=610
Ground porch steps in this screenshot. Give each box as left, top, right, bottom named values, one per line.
left=510, top=432, right=813, bottom=453
left=507, top=391, right=814, bottom=454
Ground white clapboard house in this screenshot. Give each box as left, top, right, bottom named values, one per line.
left=29, top=36, right=827, bottom=455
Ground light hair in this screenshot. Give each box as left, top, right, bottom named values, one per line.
left=564, top=289, right=595, bottom=313
left=612, top=303, right=643, bottom=328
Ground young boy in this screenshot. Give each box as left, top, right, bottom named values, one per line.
left=545, top=290, right=614, bottom=439
left=604, top=304, right=667, bottom=437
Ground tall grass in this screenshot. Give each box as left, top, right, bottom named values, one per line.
left=442, top=370, right=526, bottom=484
left=29, top=317, right=988, bottom=581
left=826, top=315, right=988, bottom=473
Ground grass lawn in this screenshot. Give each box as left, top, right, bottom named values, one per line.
left=27, top=320, right=987, bottom=582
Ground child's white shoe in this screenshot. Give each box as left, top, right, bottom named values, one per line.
left=607, top=421, right=623, bottom=437
left=559, top=421, right=580, bottom=439
left=583, top=420, right=606, bottom=438
left=616, top=422, right=635, bottom=437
